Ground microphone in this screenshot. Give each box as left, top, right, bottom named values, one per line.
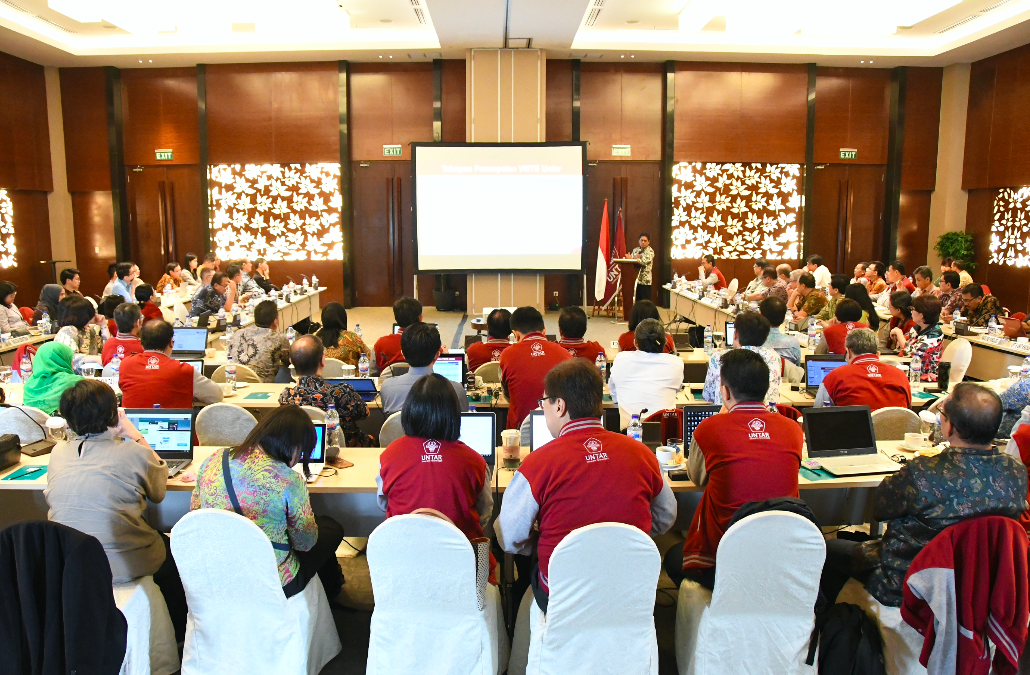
left=286, top=276, right=295, bottom=283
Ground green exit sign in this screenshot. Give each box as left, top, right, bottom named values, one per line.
left=840, top=148, right=857, bottom=160
left=383, top=145, right=402, bottom=157
left=155, top=149, right=173, bottom=161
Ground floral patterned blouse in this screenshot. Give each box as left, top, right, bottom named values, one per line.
left=320, top=330, right=371, bottom=367
left=191, top=447, right=317, bottom=587
left=279, top=375, right=375, bottom=447
left=900, top=323, right=944, bottom=382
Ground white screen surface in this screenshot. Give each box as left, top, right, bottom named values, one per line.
left=414, top=145, right=584, bottom=271
left=459, top=413, right=495, bottom=459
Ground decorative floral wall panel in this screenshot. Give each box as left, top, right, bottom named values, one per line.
left=989, top=187, right=1030, bottom=267
left=0, top=190, right=15, bottom=269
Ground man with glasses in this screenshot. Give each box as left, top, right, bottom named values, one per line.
left=959, top=283, right=1002, bottom=328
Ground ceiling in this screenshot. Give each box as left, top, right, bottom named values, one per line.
left=1, top=0, right=1029, bottom=68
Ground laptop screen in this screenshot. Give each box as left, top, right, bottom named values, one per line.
left=530, top=410, right=553, bottom=451
left=806, top=356, right=846, bottom=389
left=309, top=423, right=325, bottom=462
left=181, top=360, right=203, bottom=374
left=325, top=377, right=378, bottom=402
left=804, top=407, right=876, bottom=457
left=459, top=412, right=495, bottom=460
left=682, top=405, right=721, bottom=446
left=125, top=410, right=193, bottom=454
left=435, top=355, right=464, bottom=384
left=172, top=328, right=208, bottom=353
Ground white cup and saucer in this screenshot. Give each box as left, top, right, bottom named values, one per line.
left=901, top=432, right=930, bottom=452
left=656, top=445, right=684, bottom=469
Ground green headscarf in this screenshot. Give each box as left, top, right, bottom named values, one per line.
left=23, top=342, right=83, bottom=415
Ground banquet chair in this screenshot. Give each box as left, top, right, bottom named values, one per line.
left=940, top=338, right=972, bottom=390
left=113, top=576, right=180, bottom=675
left=210, top=363, right=261, bottom=384
left=322, top=358, right=347, bottom=378
left=195, top=403, right=258, bottom=446
left=378, top=411, right=404, bottom=447
left=871, top=407, right=921, bottom=441
left=475, top=361, right=502, bottom=384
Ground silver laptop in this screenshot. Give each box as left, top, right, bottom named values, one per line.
left=802, top=406, right=902, bottom=476
left=293, top=422, right=325, bottom=484
left=171, top=327, right=209, bottom=360
left=125, top=409, right=195, bottom=477
left=805, top=354, right=847, bottom=397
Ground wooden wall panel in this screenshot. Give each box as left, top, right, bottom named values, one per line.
left=546, top=59, right=573, bottom=142
left=962, top=60, right=997, bottom=190
left=580, top=64, right=662, bottom=161
left=71, top=191, right=116, bottom=299
left=441, top=60, right=466, bottom=143
left=121, top=68, right=200, bottom=166
left=3, top=191, right=53, bottom=299
left=60, top=67, right=111, bottom=192
left=0, top=52, right=52, bottom=192
left=901, top=68, right=943, bottom=191
left=814, top=68, right=891, bottom=165
left=349, top=64, right=433, bottom=161
left=896, top=190, right=932, bottom=272
left=206, top=63, right=339, bottom=164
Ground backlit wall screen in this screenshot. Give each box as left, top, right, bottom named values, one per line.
left=670, top=163, right=802, bottom=261
left=209, top=163, right=342, bottom=261
left=0, top=189, right=14, bottom=269
left=990, top=187, right=1030, bottom=267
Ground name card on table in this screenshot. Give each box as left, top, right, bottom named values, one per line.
left=1009, top=341, right=1030, bottom=353
left=980, top=336, right=1011, bottom=347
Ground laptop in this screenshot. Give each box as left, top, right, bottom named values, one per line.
left=181, top=359, right=204, bottom=375
left=672, top=332, right=693, bottom=351
left=805, top=354, right=847, bottom=396
left=802, top=406, right=902, bottom=476
left=172, top=327, right=209, bottom=359
left=293, top=422, right=326, bottom=483
left=682, top=405, right=721, bottom=447
left=125, top=409, right=195, bottom=477
left=393, top=322, right=438, bottom=334
left=434, top=354, right=466, bottom=385
left=458, top=411, right=496, bottom=466
left=326, top=377, right=378, bottom=402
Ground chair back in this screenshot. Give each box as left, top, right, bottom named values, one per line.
left=210, top=363, right=261, bottom=383
left=195, top=403, right=258, bottom=446
left=644, top=409, right=684, bottom=443
left=726, top=278, right=738, bottom=296
left=0, top=405, right=48, bottom=444
left=322, top=358, right=347, bottom=378
left=775, top=404, right=802, bottom=422
left=172, top=302, right=188, bottom=324
left=871, top=406, right=921, bottom=440
left=940, top=337, right=972, bottom=389
left=379, top=411, right=404, bottom=447
left=18, top=306, right=33, bottom=323
left=531, top=523, right=660, bottom=673
left=160, top=305, right=176, bottom=323
left=12, top=343, right=37, bottom=381
left=381, top=363, right=409, bottom=379
left=474, top=361, right=502, bottom=384
left=301, top=406, right=326, bottom=422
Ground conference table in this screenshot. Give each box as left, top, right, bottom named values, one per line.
left=159, top=287, right=325, bottom=343
left=0, top=333, right=52, bottom=366
left=940, top=323, right=1029, bottom=381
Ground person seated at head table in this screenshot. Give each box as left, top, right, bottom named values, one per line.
left=377, top=373, right=496, bottom=580
left=746, top=265, right=788, bottom=303
left=556, top=306, right=605, bottom=361
left=815, top=299, right=868, bottom=355
left=198, top=266, right=214, bottom=288
left=699, top=254, right=726, bottom=290
left=785, top=269, right=804, bottom=311
left=911, top=265, right=938, bottom=298
left=227, top=299, right=290, bottom=384
left=279, top=335, right=374, bottom=447
left=180, top=253, right=201, bottom=288
left=790, top=272, right=827, bottom=325
left=119, top=319, right=222, bottom=408
left=884, top=290, right=916, bottom=350
left=54, top=294, right=103, bottom=371
left=44, top=379, right=187, bottom=640
left=373, top=296, right=422, bottom=375
left=865, top=261, right=888, bottom=297
left=380, top=322, right=468, bottom=418
left=23, top=342, right=83, bottom=415
left=190, top=405, right=346, bottom=602
left=102, top=263, right=119, bottom=298
left=200, top=251, right=218, bottom=272
left=666, top=349, right=804, bottom=591
left=59, top=267, right=81, bottom=297
left=814, top=274, right=849, bottom=327
left=500, top=306, right=572, bottom=431
left=32, top=283, right=63, bottom=328
left=759, top=296, right=801, bottom=366
left=102, top=302, right=144, bottom=366
left=805, top=254, right=832, bottom=289
left=937, top=256, right=953, bottom=286
left=852, top=261, right=868, bottom=286
left=959, top=283, right=1003, bottom=328
left=820, top=383, right=1026, bottom=607
left=0, top=280, right=28, bottom=334
left=876, top=260, right=916, bottom=309
left=156, top=262, right=183, bottom=293
left=315, top=302, right=370, bottom=368
left=953, top=260, right=974, bottom=289
left=608, top=318, right=683, bottom=429
left=189, top=271, right=231, bottom=318
left=701, top=311, right=781, bottom=407
left=223, top=263, right=252, bottom=308
left=776, top=263, right=793, bottom=286
left=895, top=294, right=944, bottom=383
left=938, top=271, right=964, bottom=323
left=814, top=328, right=911, bottom=410
left=844, top=282, right=880, bottom=332
left=134, top=284, right=163, bottom=325
left=496, top=358, right=676, bottom=615
left=466, top=308, right=512, bottom=372
left=237, top=259, right=266, bottom=298
left=617, top=300, right=676, bottom=353
left=743, top=258, right=769, bottom=298
left=111, top=262, right=137, bottom=303
left=250, top=257, right=279, bottom=295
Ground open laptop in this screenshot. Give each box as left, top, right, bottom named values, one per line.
left=805, top=354, right=847, bottom=396
left=181, top=359, right=204, bottom=375
left=802, top=406, right=902, bottom=476
left=294, top=422, right=326, bottom=483
left=326, top=377, right=378, bottom=402
left=125, top=409, right=195, bottom=477
left=434, top=353, right=466, bottom=385
left=171, top=327, right=209, bottom=360
left=682, top=405, right=722, bottom=447
left=458, top=411, right=496, bottom=466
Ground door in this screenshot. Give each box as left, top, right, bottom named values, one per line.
left=808, top=164, right=886, bottom=275
left=125, top=166, right=204, bottom=286
left=351, top=161, right=415, bottom=307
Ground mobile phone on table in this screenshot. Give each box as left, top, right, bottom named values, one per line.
left=725, top=322, right=735, bottom=347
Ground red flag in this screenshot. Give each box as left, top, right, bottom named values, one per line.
left=605, top=208, right=627, bottom=301
left=594, top=200, right=611, bottom=302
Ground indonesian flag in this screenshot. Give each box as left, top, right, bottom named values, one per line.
left=605, top=208, right=627, bottom=301
left=594, top=200, right=610, bottom=301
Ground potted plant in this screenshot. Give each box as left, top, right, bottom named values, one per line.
left=933, top=232, right=976, bottom=270
left=433, top=274, right=455, bottom=312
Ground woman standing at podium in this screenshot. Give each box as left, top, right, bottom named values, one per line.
left=630, top=234, right=654, bottom=301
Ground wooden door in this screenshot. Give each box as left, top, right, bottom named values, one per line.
left=126, top=165, right=204, bottom=286
left=351, top=161, right=414, bottom=307
left=808, top=164, right=886, bottom=276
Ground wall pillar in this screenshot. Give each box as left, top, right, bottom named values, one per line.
left=927, top=63, right=971, bottom=268
left=43, top=66, right=75, bottom=268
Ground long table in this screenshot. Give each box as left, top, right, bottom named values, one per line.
left=0, top=333, right=52, bottom=366
left=940, top=324, right=1028, bottom=381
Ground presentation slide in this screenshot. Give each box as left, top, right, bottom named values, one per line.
left=414, top=144, right=584, bottom=272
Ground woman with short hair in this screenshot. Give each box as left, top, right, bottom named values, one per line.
left=897, top=294, right=944, bottom=382
left=617, top=300, right=676, bottom=353
left=135, top=284, right=164, bottom=324
left=609, top=319, right=684, bottom=429
left=316, top=302, right=371, bottom=367
left=0, top=280, right=27, bottom=333
left=54, top=294, right=102, bottom=370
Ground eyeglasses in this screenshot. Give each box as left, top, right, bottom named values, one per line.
left=537, top=396, right=556, bottom=408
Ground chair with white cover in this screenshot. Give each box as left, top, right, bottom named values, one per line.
left=675, top=511, right=825, bottom=675
left=940, top=337, right=972, bottom=390
left=0, top=405, right=48, bottom=444
left=195, top=403, right=258, bottom=446
left=160, top=305, right=176, bottom=323
left=210, top=363, right=261, bottom=384
left=322, top=358, right=347, bottom=378
left=475, top=361, right=502, bottom=384
left=113, top=575, right=180, bottom=675
left=871, top=407, right=922, bottom=441
left=835, top=579, right=926, bottom=675
left=366, top=513, right=508, bottom=675
left=171, top=509, right=341, bottom=675
left=301, top=405, right=326, bottom=422
left=172, top=301, right=188, bottom=325
left=378, top=411, right=404, bottom=447
left=381, top=363, right=409, bottom=380
left=726, top=278, right=738, bottom=296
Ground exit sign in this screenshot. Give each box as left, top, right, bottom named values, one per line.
left=383, top=145, right=402, bottom=157
left=612, top=145, right=631, bottom=156
left=840, top=148, right=857, bottom=160
left=155, top=149, right=173, bottom=161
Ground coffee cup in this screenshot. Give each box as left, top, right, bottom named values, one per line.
left=500, top=429, right=521, bottom=467
left=656, top=446, right=677, bottom=465
left=904, top=432, right=929, bottom=449
left=342, top=364, right=356, bottom=377
left=1019, top=337, right=1029, bottom=345
left=219, top=383, right=234, bottom=396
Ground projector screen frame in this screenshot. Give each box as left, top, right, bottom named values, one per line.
left=410, top=141, right=588, bottom=274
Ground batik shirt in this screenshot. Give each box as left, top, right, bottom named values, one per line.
left=814, top=295, right=841, bottom=323
left=762, top=280, right=789, bottom=302
left=226, top=324, right=290, bottom=383
left=941, top=289, right=964, bottom=318
left=962, top=294, right=1003, bottom=327
left=799, top=289, right=828, bottom=317
left=190, top=285, right=227, bottom=317
left=279, top=375, right=375, bottom=446
left=900, top=323, right=944, bottom=382
left=322, top=331, right=371, bottom=367
left=191, top=447, right=317, bottom=587
left=702, top=346, right=782, bottom=406
left=240, top=272, right=266, bottom=298
left=631, top=246, right=654, bottom=285
left=999, top=378, right=1030, bottom=438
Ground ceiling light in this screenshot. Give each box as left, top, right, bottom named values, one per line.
left=389, top=55, right=392, bottom=58
left=626, top=19, right=639, bottom=24
left=379, top=55, right=382, bottom=58
left=379, top=18, right=392, bottom=23
left=679, top=0, right=720, bottom=32
left=620, top=54, right=624, bottom=58
left=48, top=0, right=101, bottom=23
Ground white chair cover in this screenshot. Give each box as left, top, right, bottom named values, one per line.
left=378, top=411, right=404, bottom=447
left=726, top=278, right=738, bottom=296
left=113, top=575, right=180, bottom=675
left=173, top=302, right=188, bottom=325
left=836, top=578, right=926, bottom=675
left=322, top=358, right=347, bottom=378
left=524, top=523, right=660, bottom=675
left=366, top=514, right=508, bottom=675
left=170, top=510, right=341, bottom=675
left=871, top=407, right=922, bottom=441
left=160, top=306, right=176, bottom=323
left=676, top=511, right=825, bottom=675
left=940, top=337, right=972, bottom=389
left=301, top=406, right=326, bottom=422
left=475, top=362, right=502, bottom=384
left=210, top=364, right=261, bottom=383
left=0, top=405, right=48, bottom=444
left=195, top=403, right=258, bottom=446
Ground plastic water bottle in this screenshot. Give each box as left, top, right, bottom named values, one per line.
left=953, top=309, right=961, bottom=324
left=509, top=333, right=516, bottom=344
left=627, top=414, right=643, bottom=443
left=1021, top=356, right=1030, bottom=380
left=173, top=317, right=184, bottom=327
left=109, top=355, right=121, bottom=379
left=909, top=352, right=922, bottom=385
left=358, top=353, right=370, bottom=378
left=164, top=283, right=172, bottom=298
left=784, top=309, right=793, bottom=327
left=40, top=311, right=51, bottom=334
left=808, top=321, right=818, bottom=349
left=20, top=353, right=32, bottom=381
left=703, top=324, right=714, bottom=355
left=595, top=352, right=607, bottom=382
left=988, top=315, right=998, bottom=337
left=325, top=404, right=341, bottom=448
left=224, top=324, right=235, bottom=342
left=354, top=324, right=362, bottom=339
left=285, top=326, right=296, bottom=344
left=225, top=354, right=237, bottom=392
left=311, top=275, right=318, bottom=288
left=217, top=307, right=226, bottom=321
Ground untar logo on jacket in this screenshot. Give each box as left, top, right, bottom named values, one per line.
left=421, top=439, right=443, bottom=463
left=530, top=342, right=545, bottom=357
left=146, top=355, right=160, bottom=370
left=583, top=437, right=608, bottom=463
left=747, top=418, right=770, bottom=440
left=866, top=364, right=882, bottom=378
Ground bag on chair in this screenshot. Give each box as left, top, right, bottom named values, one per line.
left=814, top=603, right=886, bottom=675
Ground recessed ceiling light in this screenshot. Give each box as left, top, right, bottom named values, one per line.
left=148, top=59, right=152, bottom=63
left=861, top=60, right=865, bottom=63
left=378, top=55, right=383, bottom=58
left=869, top=60, right=874, bottom=63
left=138, top=59, right=142, bottom=63
left=631, top=55, right=635, bottom=58
left=389, top=55, right=393, bottom=58
left=626, top=19, right=639, bottom=24
left=379, top=18, right=392, bottom=23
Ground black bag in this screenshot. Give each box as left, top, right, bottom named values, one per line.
left=812, top=603, right=887, bottom=675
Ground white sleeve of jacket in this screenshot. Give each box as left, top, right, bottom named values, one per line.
left=192, top=371, right=224, bottom=404
left=375, top=461, right=387, bottom=512
left=495, top=471, right=538, bottom=556
left=650, top=473, right=677, bottom=536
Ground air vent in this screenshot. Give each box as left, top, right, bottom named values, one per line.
left=981, top=0, right=1015, bottom=12
left=592, top=0, right=603, bottom=6
left=35, top=15, right=76, bottom=32
left=585, top=7, right=601, bottom=25
left=413, top=6, right=426, bottom=24
left=409, top=0, right=420, bottom=5
left=936, top=14, right=978, bottom=32
left=0, top=0, right=30, bottom=13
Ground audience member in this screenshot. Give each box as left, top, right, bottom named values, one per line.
left=805, top=254, right=832, bottom=288
left=791, top=272, right=827, bottom=325
left=618, top=300, right=676, bottom=353
left=776, top=263, right=792, bottom=286
left=0, top=281, right=27, bottom=333
left=374, top=296, right=422, bottom=374
left=32, top=283, right=63, bottom=328
left=101, top=302, right=144, bottom=366
left=911, top=265, right=938, bottom=298
left=821, top=383, right=1026, bottom=607
left=852, top=262, right=868, bottom=286
left=238, top=260, right=266, bottom=297
left=879, top=261, right=915, bottom=306
left=315, top=302, right=370, bottom=367
left=953, top=260, right=975, bottom=288
left=59, top=268, right=80, bottom=296
left=119, top=320, right=222, bottom=408
left=279, top=335, right=374, bottom=446
left=746, top=265, right=787, bottom=302
left=54, top=294, right=102, bottom=369
left=112, top=262, right=137, bottom=302
left=865, top=261, right=888, bottom=296
left=815, top=328, right=911, bottom=409
left=630, top=233, right=655, bottom=301
left=102, top=263, right=118, bottom=297
left=884, top=290, right=915, bottom=350
left=156, top=263, right=182, bottom=292
left=556, top=306, right=605, bottom=361
left=668, top=349, right=803, bottom=590
left=844, top=282, right=880, bottom=330
left=224, top=263, right=253, bottom=307
left=198, top=267, right=214, bottom=287
left=180, top=253, right=201, bottom=288
left=201, top=252, right=217, bottom=271
left=98, top=294, right=123, bottom=339
left=700, top=254, right=727, bottom=290
left=1000, top=375, right=1030, bottom=439
left=960, top=283, right=1002, bottom=327
left=190, top=405, right=346, bottom=601
left=759, top=296, right=801, bottom=366
left=786, top=269, right=804, bottom=311
left=814, top=274, right=849, bottom=326
left=190, top=271, right=232, bottom=317
left=816, top=299, right=868, bottom=355
left=743, top=258, right=768, bottom=297
left=897, top=294, right=945, bottom=382
left=500, top=306, right=572, bottom=430
left=496, top=358, right=675, bottom=612
left=44, top=380, right=186, bottom=639
left=134, top=284, right=163, bottom=324
left=938, top=257, right=954, bottom=284
left=227, top=300, right=290, bottom=383
left=608, top=319, right=683, bottom=428
left=379, top=323, right=468, bottom=417
left=701, top=311, right=781, bottom=406
left=938, top=271, right=963, bottom=321
left=22, top=342, right=82, bottom=414
left=251, top=257, right=278, bottom=294
left=466, top=308, right=512, bottom=372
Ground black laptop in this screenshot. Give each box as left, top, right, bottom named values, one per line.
left=325, top=377, right=379, bottom=402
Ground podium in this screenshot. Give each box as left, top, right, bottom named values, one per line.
left=612, top=258, right=642, bottom=322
